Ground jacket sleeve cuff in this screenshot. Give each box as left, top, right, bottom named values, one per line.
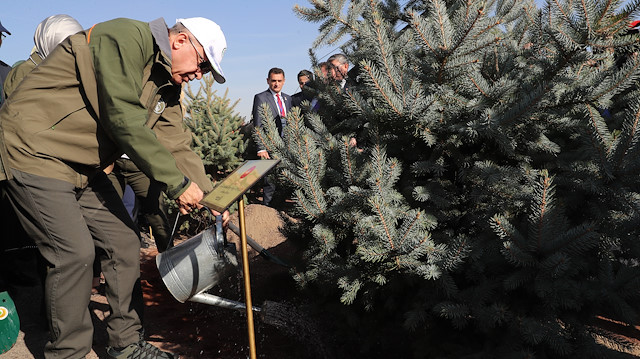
left=167, top=176, right=191, bottom=199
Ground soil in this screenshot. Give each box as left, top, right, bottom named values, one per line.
left=1, top=204, right=322, bottom=359
left=4, top=203, right=640, bottom=359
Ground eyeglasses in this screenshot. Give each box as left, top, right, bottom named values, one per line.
left=187, top=36, right=212, bottom=75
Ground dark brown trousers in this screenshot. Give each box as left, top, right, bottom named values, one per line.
left=5, top=170, right=143, bottom=358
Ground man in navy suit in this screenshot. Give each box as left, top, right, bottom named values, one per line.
left=251, top=67, right=291, bottom=206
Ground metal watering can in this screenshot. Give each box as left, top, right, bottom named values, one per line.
left=156, top=214, right=253, bottom=310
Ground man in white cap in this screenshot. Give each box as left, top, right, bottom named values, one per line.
left=0, top=16, right=227, bottom=359
left=0, top=20, right=11, bottom=106
left=106, top=17, right=228, bottom=256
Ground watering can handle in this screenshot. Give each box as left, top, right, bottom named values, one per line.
left=200, top=207, right=227, bottom=256
left=168, top=212, right=181, bottom=249
left=168, top=207, right=226, bottom=256
left=168, top=207, right=214, bottom=244
left=213, top=212, right=227, bottom=257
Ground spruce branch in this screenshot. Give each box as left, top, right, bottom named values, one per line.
left=280, top=168, right=305, bottom=189
left=458, top=36, right=503, bottom=58
left=589, top=53, right=640, bottom=103
left=356, top=244, right=389, bottom=263
left=294, top=0, right=362, bottom=48
left=301, top=155, right=327, bottom=213
left=294, top=193, right=320, bottom=221
left=252, top=103, right=281, bottom=157
left=312, top=223, right=337, bottom=255
left=369, top=196, right=396, bottom=250
left=343, top=86, right=368, bottom=116
left=452, top=5, right=485, bottom=56
left=610, top=98, right=640, bottom=171
left=360, top=59, right=403, bottom=115
left=584, top=103, right=614, bottom=175
left=409, top=10, right=438, bottom=55
left=367, top=3, right=401, bottom=93
left=552, top=222, right=598, bottom=256
left=397, top=210, right=422, bottom=247
left=534, top=172, right=553, bottom=248
left=339, top=136, right=357, bottom=185
left=288, top=113, right=311, bottom=162
left=472, top=18, right=503, bottom=41
left=551, top=0, right=576, bottom=30
left=338, top=276, right=362, bottom=305
left=593, top=0, right=614, bottom=28
left=622, top=0, right=640, bottom=21
left=428, top=0, right=452, bottom=50
left=468, top=74, right=491, bottom=98
left=580, top=0, right=594, bottom=35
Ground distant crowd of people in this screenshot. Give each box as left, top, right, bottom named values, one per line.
left=250, top=53, right=357, bottom=206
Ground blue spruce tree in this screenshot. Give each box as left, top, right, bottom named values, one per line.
left=254, top=0, right=640, bottom=357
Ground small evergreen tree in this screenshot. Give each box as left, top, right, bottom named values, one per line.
left=183, top=74, right=247, bottom=177
left=170, top=74, right=246, bottom=234
left=254, top=0, right=640, bottom=357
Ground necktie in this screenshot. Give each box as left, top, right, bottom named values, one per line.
left=276, top=93, right=285, bottom=117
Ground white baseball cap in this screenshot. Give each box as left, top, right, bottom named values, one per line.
left=177, top=17, right=227, bottom=83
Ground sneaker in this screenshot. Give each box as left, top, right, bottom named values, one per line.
left=106, top=339, right=178, bottom=359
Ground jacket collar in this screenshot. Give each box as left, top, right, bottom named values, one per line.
left=148, top=18, right=176, bottom=85
left=149, top=18, right=171, bottom=62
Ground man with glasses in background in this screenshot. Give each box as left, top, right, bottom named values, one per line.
left=0, top=16, right=227, bottom=359
left=328, top=53, right=354, bottom=91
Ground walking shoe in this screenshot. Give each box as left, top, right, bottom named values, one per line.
left=106, top=339, right=178, bottom=359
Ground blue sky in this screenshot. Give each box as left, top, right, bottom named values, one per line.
left=0, top=1, right=629, bottom=120
left=0, top=0, right=339, bottom=120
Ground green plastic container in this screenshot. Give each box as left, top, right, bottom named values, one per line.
left=0, top=291, right=19, bottom=354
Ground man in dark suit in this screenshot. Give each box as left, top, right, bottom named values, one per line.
left=251, top=67, right=291, bottom=206
left=291, top=69, right=312, bottom=108
left=328, top=53, right=355, bottom=91
left=291, top=69, right=320, bottom=113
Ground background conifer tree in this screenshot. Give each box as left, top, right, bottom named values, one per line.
left=183, top=74, right=247, bottom=177
left=172, top=74, right=246, bottom=234
left=254, top=0, right=640, bottom=357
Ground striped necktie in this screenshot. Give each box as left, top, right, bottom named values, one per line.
left=276, top=93, right=285, bottom=117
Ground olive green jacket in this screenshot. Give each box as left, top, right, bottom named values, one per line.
left=0, top=18, right=212, bottom=198
left=3, top=53, right=43, bottom=98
